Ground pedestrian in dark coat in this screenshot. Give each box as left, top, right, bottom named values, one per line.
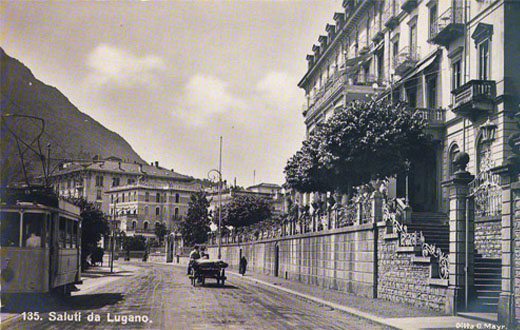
left=239, top=256, right=248, bottom=276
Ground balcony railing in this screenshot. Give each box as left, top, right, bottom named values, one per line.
left=451, top=80, right=496, bottom=117
left=413, top=107, right=446, bottom=126
left=393, top=46, right=420, bottom=76
left=370, top=18, right=384, bottom=44
left=383, top=0, right=399, bottom=29
left=303, top=69, right=384, bottom=117
left=429, top=7, right=464, bottom=46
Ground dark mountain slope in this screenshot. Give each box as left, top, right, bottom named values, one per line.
left=0, top=47, right=146, bottom=186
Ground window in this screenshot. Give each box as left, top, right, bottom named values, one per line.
left=143, top=221, right=149, bottom=230
left=156, top=207, right=160, bottom=216
left=409, top=22, right=417, bottom=53
left=95, top=175, right=104, bottom=187
left=452, top=60, right=462, bottom=90
left=144, top=206, right=149, bottom=215
left=478, top=39, right=490, bottom=80
left=175, top=193, right=180, bottom=203
left=96, top=189, right=102, bottom=201
left=377, top=49, right=384, bottom=81
left=1, top=212, right=20, bottom=247
left=426, top=75, right=438, bottom=109
left=405, top=84, right=417, bottom=108
left=122, top=193, right=125, bottom=203
left=145, top=192, right=150, bottom=202
left=429, top=3, right=438, bottom=39
left=477, top=138, right=492, bottom=174
left=156, top=193, right=160, bottom=203
left=392, top=39, right=399, bottom=60
left=127, top=178, right=135, bottom=185
left=59, top=217, right=67, bottom=248
left=112, top=177, right=120, bottom=187
left=174, top=207, right=179, bottom=219
left=72, top=222, right=78, bottom=248
left=132, top=221, right=137, bottom=230
left=449, top=144, right=460, bottom=176
left=155, top=222, right=160, bottom=229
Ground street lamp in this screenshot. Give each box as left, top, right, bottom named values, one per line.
left=208, top=136, right=223, bottom=259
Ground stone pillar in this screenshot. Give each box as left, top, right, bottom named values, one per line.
left=443, top=152, right=474, bottom=315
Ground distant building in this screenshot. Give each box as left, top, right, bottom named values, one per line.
left=105, top=181, right=201, bottom=237
left=49, top=157, right=197, bottom=216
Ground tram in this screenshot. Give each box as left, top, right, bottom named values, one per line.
left=0, top=187, right=82, bottom=295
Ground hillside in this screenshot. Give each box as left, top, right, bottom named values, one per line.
left=0, top=47, right=146, bottom=186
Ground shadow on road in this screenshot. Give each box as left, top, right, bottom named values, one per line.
left=194, top=283, right=238, bottom=289
left=1, top=293, right=124, bottom=313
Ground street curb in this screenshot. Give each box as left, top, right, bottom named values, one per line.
left=226, top=271, right=400, bottom=330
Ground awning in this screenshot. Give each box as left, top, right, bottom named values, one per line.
left=396, top=50, right=440, bottom=86
left=344, top=53, right=371, bottom=68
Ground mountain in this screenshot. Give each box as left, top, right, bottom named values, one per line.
left=0, top=47, right=146, bottom=186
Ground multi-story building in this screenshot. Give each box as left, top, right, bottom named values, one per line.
left=106, top=181, right=201, bottom=237
left=50, top=157, right=196, bottom=216
left=296, top=0, right=519, bottom=324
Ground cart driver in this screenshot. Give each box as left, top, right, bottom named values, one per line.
left=187, top=246, right=200, bottom=275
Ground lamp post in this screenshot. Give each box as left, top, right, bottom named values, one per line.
left=208, top=136, right=223, bottom=259
left=110, top=196, right=119, bottom=273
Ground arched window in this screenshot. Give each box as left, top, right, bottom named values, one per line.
left=449, top=144, right=460, bottom=176
left=175, top=193, right=180, bottom=203
left=174, top=207, right=179, bottom=219
left=156, top=207, right=160, bottom=216
left=156, top=193, right=161, bottom=203
left=132, top=221, right=137, bottom=230
left=143, top=221, right=149, bottom=230
left=155, top=222, right=160, bottom=228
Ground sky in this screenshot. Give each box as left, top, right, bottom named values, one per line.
left=2, top=0, right=342, bottom=187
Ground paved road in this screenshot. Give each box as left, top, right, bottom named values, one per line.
left=6, top=262, right=385, bottom=330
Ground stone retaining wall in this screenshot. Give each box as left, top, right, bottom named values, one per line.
left=208, top=222, right=450, bottom=311
left=377, top=227, right=449, bottom=312
left=475, top=218, right=502, bottom=258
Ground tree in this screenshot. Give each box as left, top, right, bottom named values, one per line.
left=178, top=191, right=211, bottom=246
left=122, top=235, right=147, bottom=251
left=154, top=222, right=169, bottom=245
left=79, top=202, right=109, bottom=269
left=285, top=100, right=431, bottom=193
left=221, top=194, right=272, bottom=228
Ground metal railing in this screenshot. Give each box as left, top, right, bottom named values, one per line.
left=393, top=46, right=420, bottom=75
left=429, top=6, right=464, bottom=40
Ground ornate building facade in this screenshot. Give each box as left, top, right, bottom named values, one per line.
left=295, top=0, right=519, bottom=325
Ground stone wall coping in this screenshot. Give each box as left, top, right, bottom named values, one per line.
left=474, top=216, right=502, bottom=223
left=411, top=256, right=432, bottom=263
left=396, top=246, right=421, bottom=254
left=428, top=278, right=448, bottom=287
left=384, top=233, right=399, bottom=240
left=208, top=222, right=376, bottom=247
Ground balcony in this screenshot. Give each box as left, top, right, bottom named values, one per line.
left=413, top=107, right=446, bottom=127
left=401, top=0, right=418, bottom=13
left=451, top=80, right=496, bottom=118
left=429, top=7, right=464, bottom=47
left=393, top=46, right=420, bottom=76
left=370, top=20, right=384, bottom=44
left=358, top=44, right=370, bottom=55
left=383, top=1, right=399, bottom=30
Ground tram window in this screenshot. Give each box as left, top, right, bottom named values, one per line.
left=66, top=219, right=74, bottom=248
left=46, top=216, right=51, bottom=248
left=59, top=217, right=67, bottom=248
left=22, top=213, right=45, bottom=248
left=1, top=212, right=20, bottom=247
left=72, top=221, right=78, bottom=248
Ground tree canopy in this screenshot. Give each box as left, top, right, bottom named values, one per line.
left=78, top=201, right=109, bottom=269
left=178, top=191, right=211, bottom=245
left=154, top=222, right=169, bottom=244
left=220, top=194, right=272, bottom=228
left=285, top=100, right=431, bottom=193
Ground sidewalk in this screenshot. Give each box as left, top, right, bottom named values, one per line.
left=221, top=268, right=503, bottom=330
left=0, top=263, right=137, bottom=329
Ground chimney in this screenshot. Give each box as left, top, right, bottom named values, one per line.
left=155, top=161, right=159, bottom=168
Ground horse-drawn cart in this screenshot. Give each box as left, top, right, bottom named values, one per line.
left=189, top=259, right=228, bottom=286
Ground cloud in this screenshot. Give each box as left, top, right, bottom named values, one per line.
left=85, top=43, right=166, bottom=89
left=255, top=71, right=300, bottom=110
left=172, top=74, right=247, bottom=126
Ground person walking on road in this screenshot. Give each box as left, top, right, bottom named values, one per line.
left=239, top=256, right=248, bottom=276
